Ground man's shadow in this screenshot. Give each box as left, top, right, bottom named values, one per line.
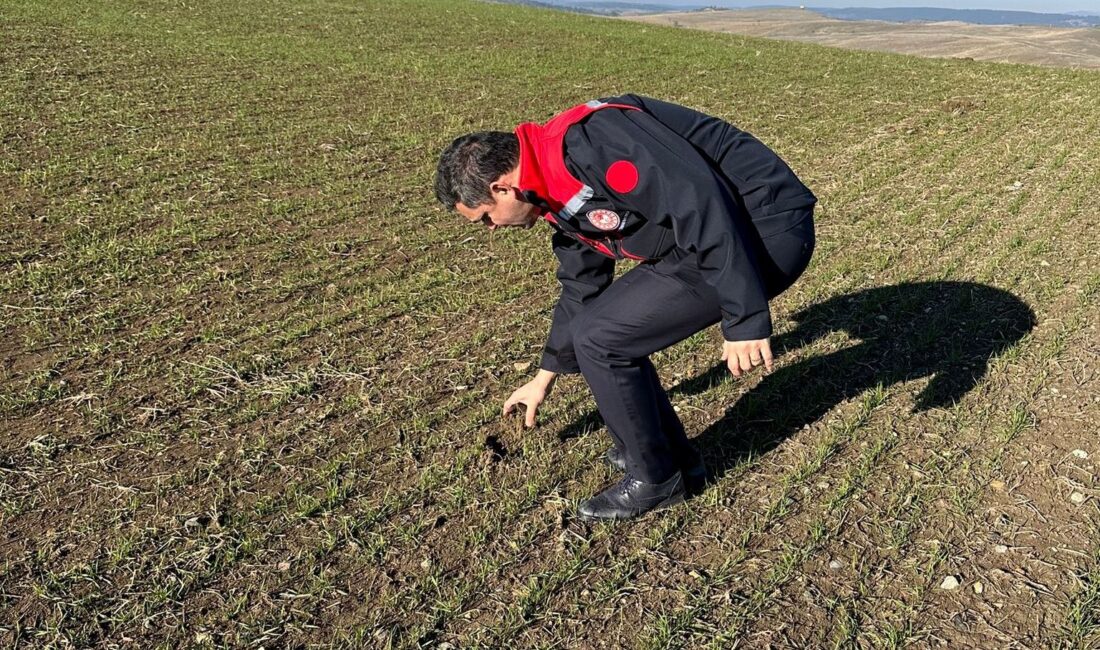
left=559, top=281, right=1036, bottom=483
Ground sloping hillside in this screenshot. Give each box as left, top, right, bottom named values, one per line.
left=628, top=8, right=1100, bottom=69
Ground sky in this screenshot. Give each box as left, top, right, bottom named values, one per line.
left=590, top=1, right=1100, bottom=13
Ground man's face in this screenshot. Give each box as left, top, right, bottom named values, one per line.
left=455, top=182, right=540, bottom=231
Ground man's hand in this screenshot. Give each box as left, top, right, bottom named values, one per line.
left=502, top=369, right=557, bottom=428
left=721, top=338, right=774, bottom=378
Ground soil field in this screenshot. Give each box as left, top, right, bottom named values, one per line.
left=627, top=8, right=1100, bottom=70
left=2, top=0, right=1100, bottom=647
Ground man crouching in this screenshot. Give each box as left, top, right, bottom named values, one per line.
left=433, top=95, right=816, bottom=520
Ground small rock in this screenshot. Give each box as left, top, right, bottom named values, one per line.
left=277, top=561, right=291, bottom=571
left=1071, top=449, right=1088, bottom=459
left=993, top=544, right=1009, bottom=554
left=989, top=480, right=1006, bottom=492
left=420, top=557, right=432, bottom=570
left=1070, top=492, right=1086, bottom=504
left=940, top=575, right=960, bottom=590
left=828, top=560, right=843, bottom=570
left=542, top=494, right=565, bottom=513
left=973, top=581, right=984, bottom=594
left=513, top=361, right=532, bottom=372
left=195, top=630, right=212, bottom=644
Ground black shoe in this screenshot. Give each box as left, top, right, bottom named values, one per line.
left=605, top=446, right=708, bottom=495
left=577, top=472, right=686, bottom=520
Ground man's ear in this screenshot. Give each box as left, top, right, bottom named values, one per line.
left=489, top=178, right=513, bottom=197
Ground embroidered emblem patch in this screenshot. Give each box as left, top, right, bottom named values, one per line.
left=586, top=209, right=621, bottom=231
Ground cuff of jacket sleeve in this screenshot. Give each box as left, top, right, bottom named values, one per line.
left=721, top=311, right=773, bottom=342
left=540, top=350, right=581, bottom=375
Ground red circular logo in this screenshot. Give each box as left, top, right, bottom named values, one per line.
left=586, top=209, right=621, bottom=231
left=606, top=160, right=639, bottom=194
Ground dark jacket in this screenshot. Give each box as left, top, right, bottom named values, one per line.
left=514, top=94, right=816, bottom=374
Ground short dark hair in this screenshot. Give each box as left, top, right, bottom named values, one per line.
left=434, top=131, right=519, bottom=211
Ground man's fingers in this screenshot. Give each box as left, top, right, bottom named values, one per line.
left=737, top=351, right=754, bottom=374
left=502, top=398, right=516, bottom=418
left=524, top=404, right=537, bottom=428
left=724, top=340, right=774, bottom=377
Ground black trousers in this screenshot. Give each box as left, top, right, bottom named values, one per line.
left=570, top=211, right=815, bottom=483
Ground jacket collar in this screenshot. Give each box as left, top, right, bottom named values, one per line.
left=512, top=100, right=640, bottom=220
left=514, top=121, right=555, bottom=212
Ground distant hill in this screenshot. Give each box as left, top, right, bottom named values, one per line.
left=493, top=0, right=598, bottom=15
left=495, top=1, right=1100, bottom=26
left=492, top=0, right=703, bottom=15
left=625, top=7, right=1100, bottom=70
left=814, top=7, right=1100, bottom=28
